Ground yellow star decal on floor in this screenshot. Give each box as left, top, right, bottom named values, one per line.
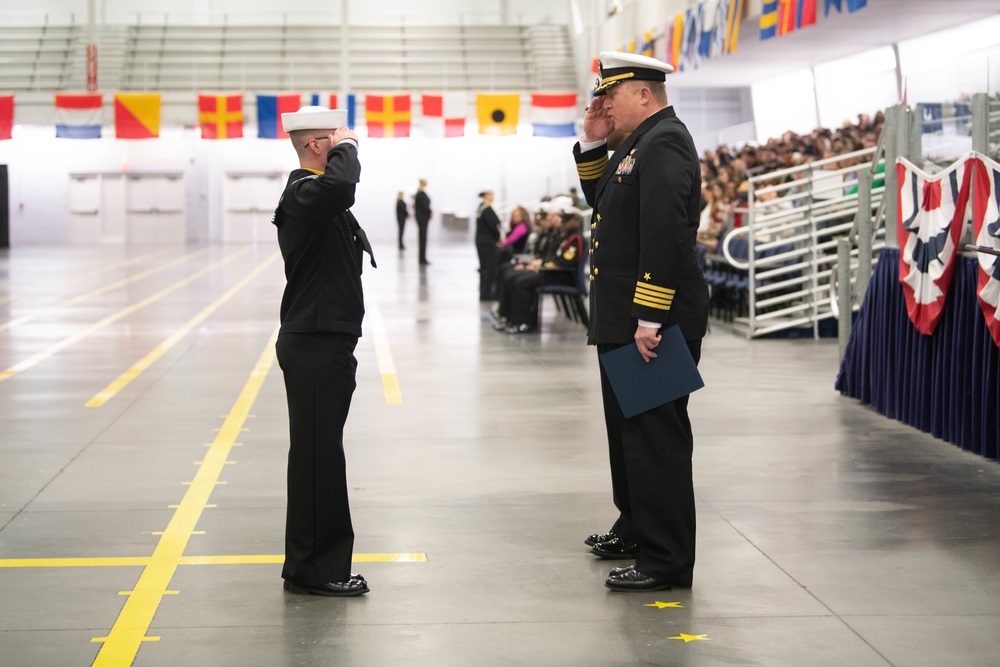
left=645, top=601, right=683, bottom=609
left=669, top=633, right=710, bottom=642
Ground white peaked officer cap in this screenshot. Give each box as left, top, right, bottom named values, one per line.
left=281, top=106, right=348, bottom=133
left=594, top=51, right=674, bottom=95
left=549, top=195, right=579, bottom=216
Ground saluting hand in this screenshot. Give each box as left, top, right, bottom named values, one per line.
left=333, top=128, right=358, bottom=145
left=635, top=325, right=660, bottom=363
left=583, top=96, right=614, bottom=143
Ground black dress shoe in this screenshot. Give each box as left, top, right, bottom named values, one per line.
left=283, top=576, right=369, bottom=597
left=605, top=568, right=672, bottom=592
left=506, top=323, right=536, bottom=334
left=591, top=537, right=640, bottom=559
left=608, top=563, right=634, bottom=576
left=584, top=531, right=617, bottom=547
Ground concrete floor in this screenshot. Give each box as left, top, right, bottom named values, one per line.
left=2, top=232, right=1000, bottom=667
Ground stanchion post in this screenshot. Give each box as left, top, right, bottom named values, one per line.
left=837, top=238, right=852, bottom=360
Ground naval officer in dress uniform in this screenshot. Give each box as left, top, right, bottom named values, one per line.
left=572, top=52, right=709, bottom=592
left=272, top=105, right=376, bottom=597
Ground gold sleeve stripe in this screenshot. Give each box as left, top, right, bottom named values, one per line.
left=635, top=282, right=676, bottom=296
left=634, top=297, right=672, bottom=311
left=634, top=292, right=673, bottom=307
left=577, top=156, right=608, bottom=179
left=635, top=286, right=675, bottom=301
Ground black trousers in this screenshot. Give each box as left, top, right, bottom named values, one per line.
left=597, top=338, right=702, bottom=585
left=476, top=235, right=498, bottom=301
left=416, top=217, right=430, bottom=263
left=396, top=214, right=406, bottom=249
left=276, top=331, right=358, bottom=585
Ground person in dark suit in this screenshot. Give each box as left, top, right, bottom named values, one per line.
left=414, top=178, right=432, bottom=265
left=272, top=105, right=377, bottom=597
left=395, top=191, right=408, bottom=250
left=475, top=190, right=502, bottom=301
left=573, top=52, right=709, bottom=592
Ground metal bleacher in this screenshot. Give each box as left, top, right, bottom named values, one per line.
left=1, top=19, right=576, bottom=121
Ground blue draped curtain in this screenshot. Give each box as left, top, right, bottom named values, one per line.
left=836, top=248, right=1000, bottom=460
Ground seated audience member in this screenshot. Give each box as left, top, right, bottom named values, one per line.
left=497, top=205, right=531, bottom=260
left=500, top=199, right=584, bottom=334
left=492, top=200, right=562, bottom=314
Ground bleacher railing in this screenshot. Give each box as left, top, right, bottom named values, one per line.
left=717, top=146, right=884, bottom=339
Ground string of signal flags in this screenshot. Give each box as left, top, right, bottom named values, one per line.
left=620, top=0, right=868, bottom=75
left=0, top=91, right=580, bottom=141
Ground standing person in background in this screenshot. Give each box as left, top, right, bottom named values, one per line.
left=395, top=191, right=408, bottom=251
left=272, top=105, right=377, bottom=598
left=414, top=178, right=432, bottom=266
left=573, top=52, right=708, bottom=592
left=475, top=190, right=502, bottom=301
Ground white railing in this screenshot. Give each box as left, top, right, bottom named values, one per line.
left=711, top=146, right=885, bottom=338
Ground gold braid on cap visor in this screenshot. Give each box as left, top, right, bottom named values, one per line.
left=594, top=66, right=668, bottom=94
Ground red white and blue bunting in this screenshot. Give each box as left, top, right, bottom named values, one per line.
left=972, top=154, right=1000, bottom=347
left=895, top=155, right=974, bottom=336
left=895, top=152, right=1000, bottom=345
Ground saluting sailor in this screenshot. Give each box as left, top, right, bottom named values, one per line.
left=572, top=52, right=709, bottom=592
left=272, top=105, right=376, bottom=597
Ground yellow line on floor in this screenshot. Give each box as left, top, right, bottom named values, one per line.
left=0, top=557, right=152, bottom=568
left=63, top=247, right=213, bottom=307
left=0, top=247, right=251, bottom=384
left=85, top=251, right=280, bottom=407
left=76, top=247, right=182, bottom=280
left=90, top=326, right=278, bottom=667
left=180, top=553, right=428, bottom=564
left=0, top=247, right=211, bottom=333
left=364, top=293, right=403, bottom=404
left=0, top=553, right=428, bottom=568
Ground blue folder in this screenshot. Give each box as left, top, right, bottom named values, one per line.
left=598, top=325, right=705, bottom=419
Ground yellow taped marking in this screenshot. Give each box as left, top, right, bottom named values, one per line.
left=119, top=591, right=178, bottom=596
left=64, top=248, right=213, bottom=308
left=0, top=557, right=150, bottom=568
left=178, top=553, right=428, bottom=565
left=0, top=248, right=203, bottom=334
left=0, top=553, right=428, bottom=569
left=92, top=636, right=160, bottom=643
left=91, top=326, right=279, bottom=667
left=0, top=248, right=252, bottom=384
left=152, top=531, right=204, bottom=536
left=364, top=292, right=403, bottom=404
left=84, top=252, right=277, bottom=407
left=82, top=247, right=184, bottom=276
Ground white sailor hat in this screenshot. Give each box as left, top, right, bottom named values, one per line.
left=281, top=105, right=348, bottom=133
left=549, top=195, right=580, bottom=216
left=594, top=51, right=674, bottom=95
